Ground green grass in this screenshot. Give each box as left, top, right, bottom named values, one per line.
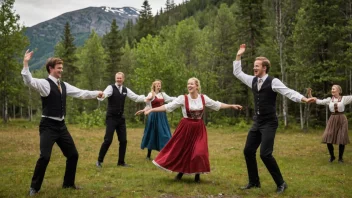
left=0, top=120, right=351, bottom=197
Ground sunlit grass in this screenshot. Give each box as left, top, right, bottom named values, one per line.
left=0, top=120, right=351, bottom=197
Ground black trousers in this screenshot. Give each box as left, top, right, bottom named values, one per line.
left=31, top=118, right=79, bottom=191
left=243, top=115, right=284, bottom=186
left=98, top=116, right=127, bottom=164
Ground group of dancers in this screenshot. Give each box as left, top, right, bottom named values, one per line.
left=22, top=44, right=349, bottom=196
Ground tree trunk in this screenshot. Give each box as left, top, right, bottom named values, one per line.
left=4, top=97, right=8, bottom=123
left=13, top=104, right=15, bottom=119
left=20, top=106, right=22, bottom=118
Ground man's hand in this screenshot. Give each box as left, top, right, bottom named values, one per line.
left=97, top=91, right=104, bottom=98
left=23, top=49, right=34, bottom=67
left=232, top=104, right=243, bottom=110
left=237, top=44, right=246, bottom=57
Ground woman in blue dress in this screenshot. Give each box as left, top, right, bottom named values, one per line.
left=136, top=80, right=176, bottom=160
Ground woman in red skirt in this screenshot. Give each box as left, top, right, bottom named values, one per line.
left=310, top=85, right=351, bottom=163
left=144, top=77, right=242, bottom=182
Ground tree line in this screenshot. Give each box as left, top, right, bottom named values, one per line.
left=1, top=0, right=352, bottom=131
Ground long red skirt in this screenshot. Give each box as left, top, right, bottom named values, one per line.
left=152, top=118, right=210, bottom=174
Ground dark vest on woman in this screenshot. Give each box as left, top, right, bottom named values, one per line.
left=251, top=76, right=277, bottom=116
left=107, top=84, right=127, bottom=117
left=41, top=78, right=67, bottom=117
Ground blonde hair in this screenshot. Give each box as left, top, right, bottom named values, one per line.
left=151, top=80, right=162, bottom=92
left=115, top=72, right=125, bottom=78
left=188, top=77, right=201, bottom=93
left=332, top=84, right=342, bottom=94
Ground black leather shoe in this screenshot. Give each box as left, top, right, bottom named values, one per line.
left=96, top=161, right=102, bottom=168
left=241, top=183, right=261, bottom=189
left=29, top=188, right=38, bottom=196
left=175, top=172, right=183, bottom=180
left=338, top=158, right=344, bottom=163
left=277, top=182, right=288, bottom=194
left=62, top=185, right=82, bottom=190
left=329, top=156, right=336, bottom=162
left=117, top=163, right=131, bottom=167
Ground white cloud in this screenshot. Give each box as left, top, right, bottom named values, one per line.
left=14, top=0, right=184, bottom=27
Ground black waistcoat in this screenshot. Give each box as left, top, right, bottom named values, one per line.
left=251, top=76, right=277, bottom=116
left=107, top=84, right=127, bottom=117
left=41, top=78, right=66, bottom=117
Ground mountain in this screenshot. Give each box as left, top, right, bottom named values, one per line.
left=26, top=6, right=139, bottom=70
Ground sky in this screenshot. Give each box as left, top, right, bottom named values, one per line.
left=13, top=0, right=183, bottom=27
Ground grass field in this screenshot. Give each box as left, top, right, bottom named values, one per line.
left=0, top=120, right=351, bottom=198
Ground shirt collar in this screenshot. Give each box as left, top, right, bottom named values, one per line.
left=115, top=83, right=123, bottom=88
left=48, top=75, right=59, bottom=83
left=258, top=74, right=268, bottom=82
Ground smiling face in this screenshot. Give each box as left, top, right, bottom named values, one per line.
left=187, top=78, right=199, bottom=94
left=153, top=81, right=162, bottom=92
left=49, top=64, right=63, bottom=79
left=331, top=85, right=341, bottom=97
left=115, top=73, right=125, bottom=85
left=253, top=60, right=267, bottom=77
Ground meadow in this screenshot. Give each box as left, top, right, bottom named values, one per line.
left=0, top=120, right=351, bottom=198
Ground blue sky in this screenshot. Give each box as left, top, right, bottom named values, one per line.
left=14, top=0, right=183, bottom=27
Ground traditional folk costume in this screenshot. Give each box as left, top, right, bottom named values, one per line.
left=152, top=94, right=221, bottom=174
left=317, top=96, right=351, bottom=145
left=141, top=92, right=176, bottom=151
left=316, top=96, right=351, bottom=162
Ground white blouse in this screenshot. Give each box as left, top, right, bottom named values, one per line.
left=316, top=96, right=352, bottom=112
left=146, top=92, right=176, bottom=108
left=165, top=94, right=222, bottom=119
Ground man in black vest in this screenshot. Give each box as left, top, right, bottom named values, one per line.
left=233, top=44, right=315, bottom=194
left=22, top=50, right=103, bottom=196
left=96, top=72, right=145, bottom=168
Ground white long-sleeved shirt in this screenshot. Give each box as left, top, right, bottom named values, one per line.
left=97, top=83, right=145, bottom=102
left=165, top=94, right=221, bottom=119
left=316, top=96, right=352, bottom=112
left=21, top=67, right=100, bottom=120
left=233, top=60, right=304, bottom=103
left=145, top=92, right=176, bottom=108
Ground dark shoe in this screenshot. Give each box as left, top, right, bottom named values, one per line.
left=96, top=161, right=102, bottom=168
left=194, top=174, right=200, bottom=183
left=62, top=185, right=82, bottom=190
left=175, top=172, right=183, bottom=180
left=329, top=156, right=336, bottom=162
left=117, top=163, right=131, bottom=167
left=277, top=182, right=288, bottom=194
left=29, top=188, right=38, bottom=196
left=241, top=183, right=261, bottom=189
left=338, top=158, right=344, bottom=163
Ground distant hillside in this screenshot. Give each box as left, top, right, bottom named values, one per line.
left=26, top=6, right=139, bottom=70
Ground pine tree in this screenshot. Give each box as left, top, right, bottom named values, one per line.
left=0, top=0, right=28, bottom=122
left=102, top=19, right=124, bottom=75
left=137, top=0, right=155, bottom=41
left=55, top=22, right=78, bottom=84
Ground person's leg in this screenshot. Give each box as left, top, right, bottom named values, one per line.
left=147, top=149, right=152, bottom=159
left=116, top=117, right=127, bottom=165
left=243, top=123, right=262, bottom=187
left=327, top=143, right=335, bottom=162
left=195, top=174, right=200, bottom=183
left=56, top=123, right=79, bottom=188
left=338, top=144, right=345, bottom=162
left=98, top=118, right=117, bottom=163
left=30, top=119, right=58, bottom=192
left=175, top=172, right=183, bottom=180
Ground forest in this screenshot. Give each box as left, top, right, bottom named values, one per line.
left=1, top=0, right=352, bottom=130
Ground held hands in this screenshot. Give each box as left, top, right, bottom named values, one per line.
left=302, top=97, right=316, bottom=103
left=97, top=91, right=104, bottom=98
left=237, top=44, right=246, bottom=57
left=23, top=49, right=34, bottom=64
